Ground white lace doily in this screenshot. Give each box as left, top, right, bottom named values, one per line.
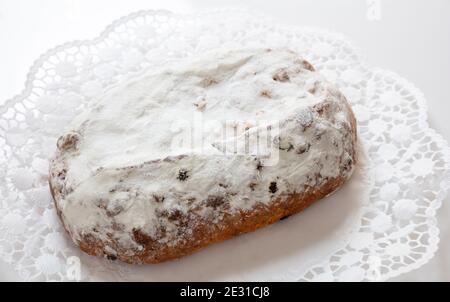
left=1, top=9, right=449, bottom=282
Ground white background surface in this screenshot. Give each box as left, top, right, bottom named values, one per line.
left=0, top=0, right=449, bottom=281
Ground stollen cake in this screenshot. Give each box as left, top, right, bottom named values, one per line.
left=49, top=48, right=357, bottom=263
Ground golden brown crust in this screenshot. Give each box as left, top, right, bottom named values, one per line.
left=51, top=174, right=347, bottom=263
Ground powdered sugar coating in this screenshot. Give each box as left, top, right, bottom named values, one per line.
left=49, top=49, right=356, bottom=259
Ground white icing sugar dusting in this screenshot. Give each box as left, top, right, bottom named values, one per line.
left=49, top=48, right=356, bottom=256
